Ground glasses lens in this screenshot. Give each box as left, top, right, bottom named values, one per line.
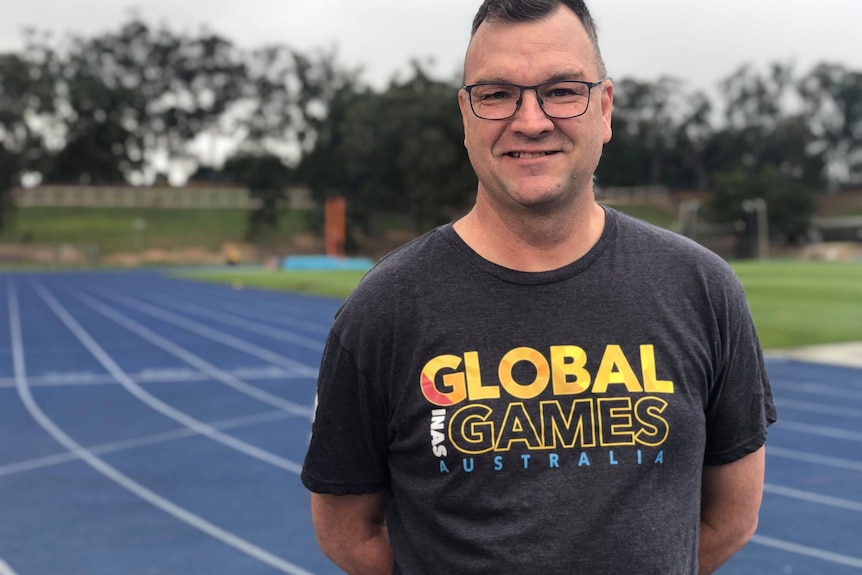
left=468, top=81, right=595, bottom=120
left=469, top=84, right=520, bottom=120
left=538, top=81, right=591, bottom=118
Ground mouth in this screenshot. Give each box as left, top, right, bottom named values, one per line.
left=506, top=151, right=559, bottom=159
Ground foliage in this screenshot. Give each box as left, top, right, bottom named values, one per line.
left=2, top=17, right=862, bottom=245
left=217, top=152, right=295, bottom=240
left=300, top=62, right=474, bottom=241
left=710, top=165, right=815, bottom=246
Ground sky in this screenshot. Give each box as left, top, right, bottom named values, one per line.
left=2, top=0, right=861, bottom=97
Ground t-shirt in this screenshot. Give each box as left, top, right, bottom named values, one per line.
left=302, top=207, right=777, bottom=574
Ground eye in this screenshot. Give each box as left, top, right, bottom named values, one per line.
left=542, top=83, right=589, bottom=99
left=474, top=85, right=517, bottom=101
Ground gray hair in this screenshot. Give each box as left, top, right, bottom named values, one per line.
left=470, top=0, right=607, bottom=78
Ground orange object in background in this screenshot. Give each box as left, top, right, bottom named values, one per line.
left=325, top=196, right=346, bottom=258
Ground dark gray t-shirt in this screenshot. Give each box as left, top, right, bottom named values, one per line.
left=302, top=208, right=776, bottom=574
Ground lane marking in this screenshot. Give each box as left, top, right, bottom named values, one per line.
left=768, top=446, right=862, bottom=471
left=144, top=298, right=325, bottom=351
left=7, top=279, right=315, bottom=575
left=765, top=483, right=862, bottom=513
left=752, top=535, right=862, bottom=569
left=71, top=289, right=313, bottom=420
left=772, top=381, right=862, bottom=401
left=143, top=283, right=333, bottom=334
left=775, top=398, right=862, bottom=419
left=76, top=285, right=319, bottom=377
left=777, top=420, right=862, bottom=442
left=0, top=410, right=292, bottom=478
left=32, top=281, right=304, bottom=474
left=0, top=559, right=18, bottom=575
left=0, top=366, right=305, bottom=388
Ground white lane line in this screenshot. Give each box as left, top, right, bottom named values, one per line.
left=773, top=381, right=862, bottom=402
left=768, top=446, right=862, bottom=471
left=751, top=535, right=862, bottom=569
left=765, top=483, right=862, bottom=513
left=0, top=559, right=18, bottom=575
left=71, top=289, right=313, bottom=420
left=142, top=298, right=326, bottom=352
left=146, top=284, right=334, bottom=334
left=0, top=410, right=291, bottom=478
left=78, top=285, right=319, bottom=377
left=7, top=280, right=315, bottom=575
left=32, top=280, right=303, bottom=474
left=0, top=366, right=303, bottom=388
left=775, top=398, right=862, bottom=418
left=777, top=420, right=862, bottom=442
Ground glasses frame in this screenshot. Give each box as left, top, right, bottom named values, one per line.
left=462, top=78, right=607, bottom=120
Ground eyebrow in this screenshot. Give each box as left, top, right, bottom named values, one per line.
left=468, top=71, right=588, bottom=85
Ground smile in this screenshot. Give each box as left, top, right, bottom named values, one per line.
left=507, top=151, right=558, bottom=159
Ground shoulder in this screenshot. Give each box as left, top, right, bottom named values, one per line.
left=331, top=225, right=453, bottom=333
left=608, top=207, right=738, bottom=281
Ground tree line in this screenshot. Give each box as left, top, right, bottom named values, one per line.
left=1, top=18, right=861, bottom=243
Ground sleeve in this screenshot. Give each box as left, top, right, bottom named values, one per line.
left=301, top=331, right=391, bottom=494
left=703, top=275, right=778, bottom=466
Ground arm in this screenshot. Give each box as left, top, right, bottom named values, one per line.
left=311, top=491, right=393, bottom=575
left=698, top=446, right=766, bottom=574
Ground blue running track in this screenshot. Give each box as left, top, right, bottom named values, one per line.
left=0, top=270, right=859, bottom=574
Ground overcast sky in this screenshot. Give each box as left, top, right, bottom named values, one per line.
left=2, top=0, right=861, bottom=94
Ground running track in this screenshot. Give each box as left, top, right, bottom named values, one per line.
left=0, top=270, right=859, bottom=574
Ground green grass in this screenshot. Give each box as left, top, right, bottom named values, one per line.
left=730, top=260, right=862, bottom=349
left=0, top=207, right=312, bottom=254
left=179, top=260, right=862, bottom=350
left=608, top=204, right=678, bottom=229
left=175, top=269, right=369, bottom=299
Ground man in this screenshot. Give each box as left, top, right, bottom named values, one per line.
left=302, top=1, right=777, bottom=573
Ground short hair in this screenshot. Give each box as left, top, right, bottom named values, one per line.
left=470, top=0, right=607, bottom=78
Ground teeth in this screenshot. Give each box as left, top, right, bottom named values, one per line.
left=511, top=152, right=551, bottom=159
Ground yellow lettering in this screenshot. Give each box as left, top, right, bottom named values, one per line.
left=465, top=351, right=500, bottom=401
left=641, top=345, right=674, bottom=393
left=550, top=345, right=591, bottom=395
left=449, top=404, right=495, bottom=455
left=495, top=403, right=543, bottom=451
left=540, top=400, right=596, bottom=449
left=498, top=347, right=550, bottom=400
left=420, top=354, right=468, bottom=406
left=593, top=345, right=643, bottom=393
left=634, top=397, right=670, bottom=446
left=598, top=398, right=636, bottom=446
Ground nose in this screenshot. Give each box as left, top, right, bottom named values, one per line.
left=510, top=88, right=554, bottom=136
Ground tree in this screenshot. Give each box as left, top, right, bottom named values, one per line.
left=37, top=19, right=248, bottom=184
left=301, top=63, right=474, bottom=242
left=706, top=63, right=824, bottom=242
left=710, top=165, right=814, bottom=246
left=0, top=43, right=56, bottom=229
left=598, top=76, right=712, bottom=190
left=798, top=62, right=862, bottom=189
left=216, top=153, right=295, bottom=240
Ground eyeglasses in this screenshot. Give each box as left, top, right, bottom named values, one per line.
left=462, top=79, right=606, bottom=120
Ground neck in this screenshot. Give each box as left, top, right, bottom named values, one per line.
left=453, top=191, right=606, bottom=272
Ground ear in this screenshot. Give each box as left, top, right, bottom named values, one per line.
left=600, top=80, right=613, bottom=144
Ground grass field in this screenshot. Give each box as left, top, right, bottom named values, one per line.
left=729, top=260, right=862, bottom=348
left=0, top=208, right=312, bottom=254
left=4, top=206, right=861, bottom=350
left=180, top=268, right=369, bottom=300
left=0, top=204, right=677, bottom=256
left=176, top=260, right=862, bottom=350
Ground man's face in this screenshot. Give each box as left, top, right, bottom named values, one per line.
left=460, top=6, right=613, bottom=211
